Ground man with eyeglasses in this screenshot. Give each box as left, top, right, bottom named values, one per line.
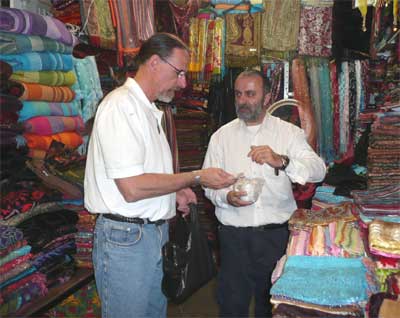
left=84, top=33, right=236, bottom=318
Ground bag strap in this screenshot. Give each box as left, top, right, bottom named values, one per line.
left=189, top=203, right=199, bottom=230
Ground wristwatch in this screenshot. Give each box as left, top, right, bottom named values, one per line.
left=279, top=155, right=290, bottom=171
left=193, top=171, right=201, bottom=185
left=274, top=155, right=290, bottom=176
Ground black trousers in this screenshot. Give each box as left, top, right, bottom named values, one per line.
left=217, top=224, right=289, bottom=317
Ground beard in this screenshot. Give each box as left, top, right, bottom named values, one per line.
left=157, top=90, right=175, bottom=103
left=235, top=102, right=263, bottom=122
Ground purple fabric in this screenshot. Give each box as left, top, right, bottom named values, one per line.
left=0, top=8, right=77, bottom=46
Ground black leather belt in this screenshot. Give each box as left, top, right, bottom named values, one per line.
left=102, top=213, right=165, bottom=226
left=258, top=221, right=288, bottom=230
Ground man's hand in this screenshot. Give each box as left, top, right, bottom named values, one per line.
left=227, top=190, right=254, bottom=207
left=176, top=188, right=197, bottom=216
left=197, top=168, right=236, bottom=189
left=248, top=145, right=282, bottom=168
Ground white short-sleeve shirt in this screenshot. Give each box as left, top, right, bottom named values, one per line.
left=84, top=78, right=175, bottom=220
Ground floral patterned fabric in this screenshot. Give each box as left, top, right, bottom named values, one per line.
left=298, top=5, right=332, bottom=57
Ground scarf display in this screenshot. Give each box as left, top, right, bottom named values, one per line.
left=298, top=4, right=333, bottom=57
left=261, top=0, right=301, bottom=51
left=225, top=12, right=261, bottom=67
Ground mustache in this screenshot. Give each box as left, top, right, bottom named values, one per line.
left=236, top=104, right=251, bottom=110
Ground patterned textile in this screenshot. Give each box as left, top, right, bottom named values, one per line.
left=23, top=115, right=85, bottom=135
left=80, top=0, right=116, bottom=50
left=261, top=0, right=301, bottom=51
left=225, top=12, right=261, bottom=67
left=52, top=1, right=81, bottom=26
left=0, top=7, right=77, bottom=46
left=18, top=100, right=81, bottom=122
left=271, top=256, right=376, bottom=306
left=72, top=56, right=102, bottom=122
left=0, top=273, right=47, bottom=317
left=0, top=52, right=73, bottom=72
left=0, top=225, right=23, bottom=250
left=23, top=132, right=83, bottom=151
left=261, top=62, right=283, bottom=104
left=168, top=0, right=200, bottom=44
left=0, top=253, right=32, bottom=275
left=298, top=5, right=332, bottom=57
left=19, top=83, right=75, bottom=102
left=369, top=220, right=400, bottom=258
left=0, top=245, right=31, bottom=267
left=11, top=70, right=76, bottom=87
left=289, top=203, right=355, bottom=229
left=109, top=0, right=155, bottom=66
left=0, top=31, right=73, bottom=54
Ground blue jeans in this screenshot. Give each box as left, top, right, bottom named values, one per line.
left=93, top=215, right=169, bottom=318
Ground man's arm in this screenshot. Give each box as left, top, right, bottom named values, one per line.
left=115, top=168, right=235, bottom=202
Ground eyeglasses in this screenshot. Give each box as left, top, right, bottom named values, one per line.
left=159, top=56, right=186, bottom=78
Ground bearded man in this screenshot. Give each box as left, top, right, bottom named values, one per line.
left=203, top=70, right=326, bottom=317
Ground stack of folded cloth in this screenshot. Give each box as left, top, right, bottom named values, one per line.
left=0, top=224, right=47, bottom=316
left=0, top=7, right=85, bottom=160
left=367, top=112, right=400, bottom=188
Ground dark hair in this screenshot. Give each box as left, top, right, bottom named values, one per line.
left=237, top=69, right=271, bottom=94
left=135, top=33, right=189, bottom=66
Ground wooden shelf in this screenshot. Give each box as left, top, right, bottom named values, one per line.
left=17, top=267, right=94, bottom=317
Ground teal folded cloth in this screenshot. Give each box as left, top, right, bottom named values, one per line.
left=0, top=31, right=73, bottom=54
left=0, top=52, right=73, bottom=71
left=271, top=256, right=372, bottom=306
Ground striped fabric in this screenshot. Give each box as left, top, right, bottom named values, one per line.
left=23, top=115, right=85, bottom=135
left=19, top=82, right=75, bottom=102
left=0, top=7, right=77, bottom=46
left=109, top=0, right=155, bottom=66
left=18, top=101, right=81, bottom=122
left=0, top=31, right=73, bottom=54
left=0, top=52, right=73, bottom=71
left=11, top=70, right=76, bottom=86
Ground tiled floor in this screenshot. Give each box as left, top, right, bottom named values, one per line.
left=167, top=278, right=219, bottom=317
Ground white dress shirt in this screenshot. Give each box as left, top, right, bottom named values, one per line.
left=84, top=78, right=175, bottom=220
left=203, top=113, right=326, bottom=227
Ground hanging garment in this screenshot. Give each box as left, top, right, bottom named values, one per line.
left=298, top=4, right=333, bottom=57
left=261, top=0, right=301, bottom=51
left=225, top=12, right=261, bottom=67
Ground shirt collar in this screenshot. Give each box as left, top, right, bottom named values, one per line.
left=124, top=77, right=163, bottom=120
left=238, top=112, right=270, bottom=131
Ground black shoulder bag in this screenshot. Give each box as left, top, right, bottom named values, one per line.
left=162, top=204, right=217, bottom=304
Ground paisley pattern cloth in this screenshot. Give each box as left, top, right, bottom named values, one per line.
left=0, top=31, right=73, bottom=54
left=0, top=225, right=23, bottom=250
left=298, top=5, right=333, bottom=57
left=225, top=12, right=261, bottom=67
left=261, top=0, right=301, bottom=51
left=0, top=7, right=77, bottom=46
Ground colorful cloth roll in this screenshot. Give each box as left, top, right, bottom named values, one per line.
left=0, top=31, right=73, bottom=54
left=0, top=7, right=77, bottom=46
left=0, top=52, right=73, bottom=71
left=11, top=70, right=76, bottom=86
left=23, top=131, right=83, bottom=150
left=23, top=115, right=85, bottom=135
left=18, top=101, right=81, bottom=122
left=19, top=82, right=75, bottom=102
